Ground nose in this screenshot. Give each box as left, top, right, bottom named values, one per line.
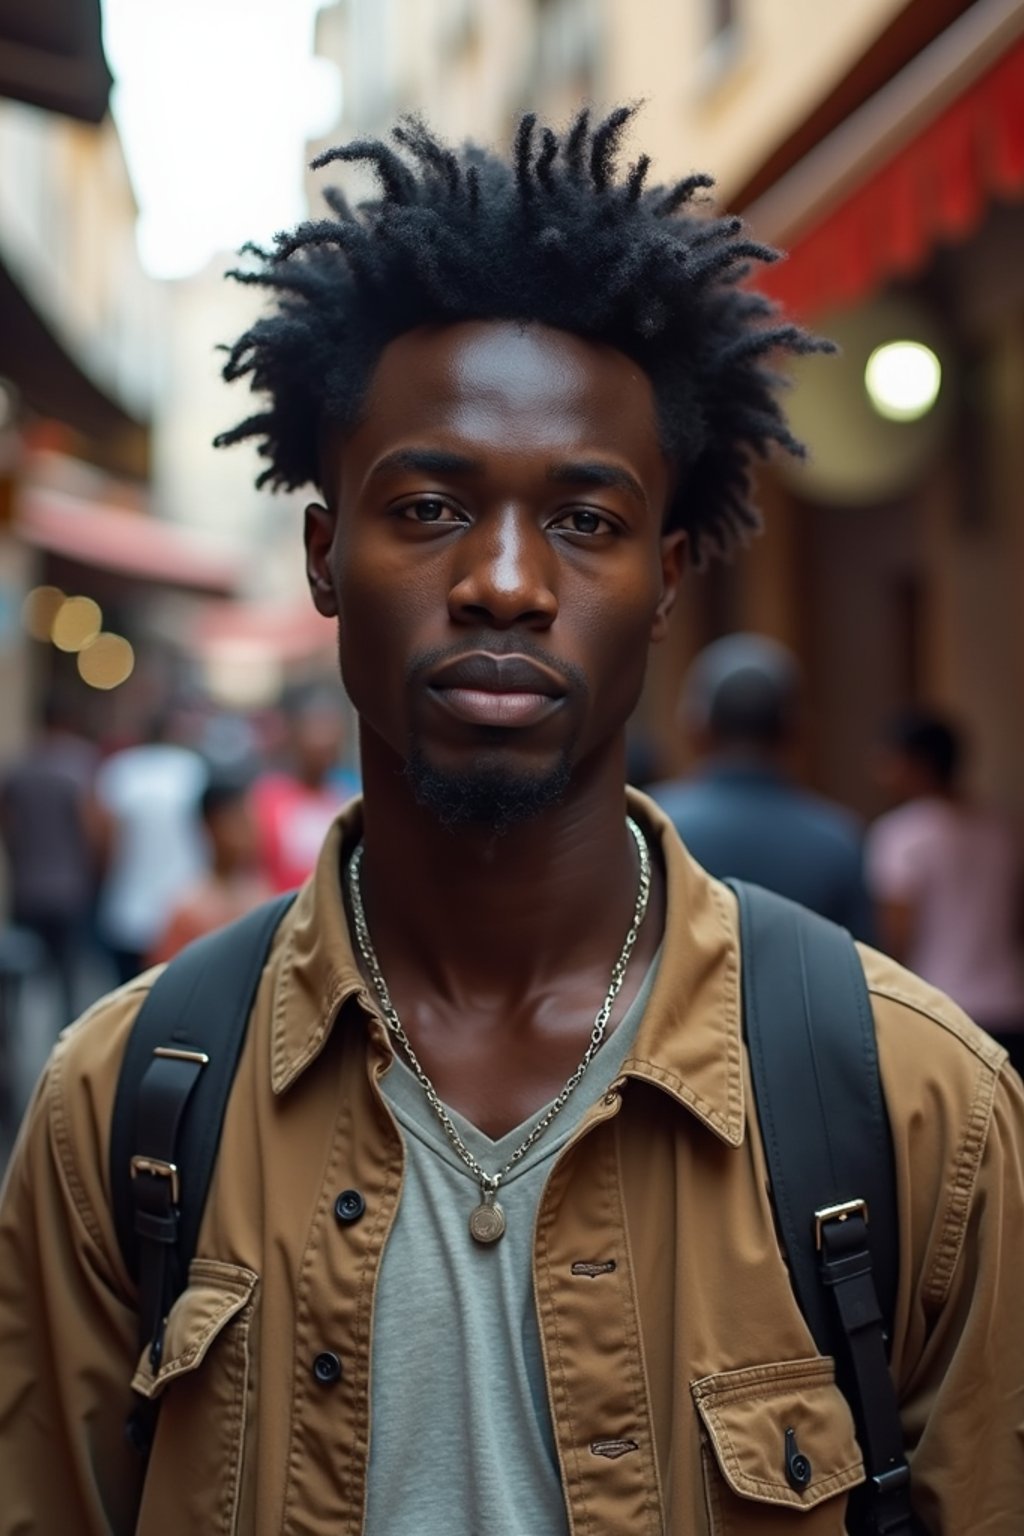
left=448, top=510, right=558, bottom=630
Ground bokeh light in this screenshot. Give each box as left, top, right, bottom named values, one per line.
left=864, top=341, right=942, bottom=422
left=21, top=585, right=66, bottom=641
left=50, top=596, right=103, bottom=653
left=77, top=633, right=136, bottom=690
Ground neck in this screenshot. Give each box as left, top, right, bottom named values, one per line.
left=354, top=732, right=648, bottom=1002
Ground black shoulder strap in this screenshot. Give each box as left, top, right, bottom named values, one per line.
left=110, top=893, right=295, bottom=1371
left=728, top=880, right=915, bottom=1536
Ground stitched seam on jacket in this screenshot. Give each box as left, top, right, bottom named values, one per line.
left=711, top=876, right=744, bottom=1136
left=282, top=1067, right=352, bottom=1534
left=701, top=1436, right=729, bottom=1536
left=536, top=1174, right=591, bottom=1536
left=691, top=1357, right=831, bottom=1399
left=49, top=1035, right=113, bottom=1258
left=271, top=930, right=350, bottom=1094
left=621, top=1059, right=735, bottom=1140
left=135, top=1284, right=253, bottom=1391
left=702, top=1406, right=861, bottom=1503
left=613, top=1115, right=665, bottom=1535
left=216, top=1300, right=251, bottom=1536
left=348, top=1057, right=404, bottom=1534
left=698, top=1381, right=840, bottom=1411
left=601, top=1122, right=656, bottom=1535
left=866, top=982, right=1006, bottom=1066
left=924, top=1058, right=998, bottom=1308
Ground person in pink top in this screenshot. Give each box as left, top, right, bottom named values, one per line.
left=867, top=709, right=1024, bottom=1075
left=149, top=772, right=271, bottom=964
left=251, top=687, right=359, bottom=892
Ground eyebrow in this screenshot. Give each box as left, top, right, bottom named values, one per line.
left=369, top=448, right=479, bottom=480
left=547, top=460, right=648, bottom=510
left=368, top=447, right=648, bottom=510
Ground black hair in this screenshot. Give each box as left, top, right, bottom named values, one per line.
left=200, top=770, right=252, bottom=824
left=708, top=671, right=793, bottom=749
left=883, top=709, right=963, bottom=791
left=215, top=107, right=830, bottom=564
left=684, top=632, right=798, bottom=748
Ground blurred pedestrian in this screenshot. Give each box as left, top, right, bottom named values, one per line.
left=0, top=699, right=100, bottom=1024
left=251, top=685, right=357, bottom=891
left=93, top=707, right=209, bottom=983
left=649, top=633, right=874, bottom=939
left=148, top=772, right=270, bottom=964
left=867, top=710, right=1024, bottom=1074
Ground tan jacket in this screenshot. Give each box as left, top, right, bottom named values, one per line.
left=1, top=794, right=1022, bottom=1534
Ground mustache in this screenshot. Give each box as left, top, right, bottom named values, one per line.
left=407, top=639, right=588, bottom=699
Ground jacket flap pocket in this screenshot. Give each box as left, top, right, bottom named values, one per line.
left=132, top=1259, right=258, bottom=1400
left=692, top=1356, right=864, bottom=1511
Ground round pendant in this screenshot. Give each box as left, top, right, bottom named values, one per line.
left=469, top=1198, right=507, bottom=1245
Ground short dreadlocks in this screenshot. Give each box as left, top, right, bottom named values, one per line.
left=216, top=107, right=828, bottom=563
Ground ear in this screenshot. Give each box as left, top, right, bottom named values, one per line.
left=650, top=529, right=687, bottom=644
left=304, top=502, right=338, bottom=617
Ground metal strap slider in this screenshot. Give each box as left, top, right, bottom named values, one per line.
left=130, top=1156, right=180, bottom=1205
left=814, top=1198, right=868, bottom=1250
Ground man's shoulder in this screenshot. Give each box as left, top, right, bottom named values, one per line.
left=859, top=942, right=1008, bottom=1130
left=9, top=974, right=165, bottom=1283
left=856, top=944, right=1024, bottom=1324
left=53, top=971, right=163, bottom=1120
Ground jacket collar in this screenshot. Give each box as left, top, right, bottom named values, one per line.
left=270, top=790, right=744, bottom=1147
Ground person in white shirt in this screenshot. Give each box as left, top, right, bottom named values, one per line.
left=867, top=709, right=1024, bottom=1074
left=94, top=714, right=209, bottom=983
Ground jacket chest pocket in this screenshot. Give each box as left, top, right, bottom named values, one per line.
left=693, top=1357, right=864, bottom=1535
left=132, top=1260, right=259, bottom=1536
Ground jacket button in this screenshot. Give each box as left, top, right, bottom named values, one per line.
left=335, top=1189, right=366, bottom=1224
left=784, top=1427, right=812, bottom=1490
left=312, top=1351, right=342, bottom=1386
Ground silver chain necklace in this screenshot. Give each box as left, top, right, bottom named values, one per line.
left=346, top=815, right=651, bottom=1245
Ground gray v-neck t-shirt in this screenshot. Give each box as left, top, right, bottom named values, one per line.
left=364, top=949, right=660, bottom=1536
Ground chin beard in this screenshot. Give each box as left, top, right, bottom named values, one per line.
left=404, top=746, right=573, bottom=833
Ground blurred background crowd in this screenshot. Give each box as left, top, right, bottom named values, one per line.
left=0, top=0, right=1023, bottom=1161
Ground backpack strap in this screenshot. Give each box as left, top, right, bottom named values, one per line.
left=728, top=880, right=914, bottom=1536
left=109, top=893, right=294, bottom=1449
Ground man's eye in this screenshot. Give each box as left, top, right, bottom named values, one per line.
left=402, top=498, right=455, bottom=524
left=556, top=508, right=611, bottom=536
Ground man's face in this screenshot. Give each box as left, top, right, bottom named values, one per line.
left=306, top=320, right=685, bottom=827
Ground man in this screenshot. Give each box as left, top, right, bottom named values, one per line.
left=650, top=633, right=874, bottom=940
left=92, top=707, right=209, bottom=983
left=0, top=110, right=1021, bottom=1534
left=867, top=709, right=1024, bottom=1075
left=0, top=697, right=100, bottom=1025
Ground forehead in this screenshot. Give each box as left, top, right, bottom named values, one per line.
left=328, top=320, right=666, bottom=485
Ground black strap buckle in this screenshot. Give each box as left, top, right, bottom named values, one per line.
left=130, top=1155, right=180, bottom=1206
left=814, top=1197, right=868, bottom=1250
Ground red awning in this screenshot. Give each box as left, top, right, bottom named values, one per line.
left=756, top=36, right=1024, bottom=320
left=190, top=597, right=336, bottom=663
left=16, top=488, right=239, bottom=594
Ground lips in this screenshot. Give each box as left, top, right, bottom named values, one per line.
left=426, top=651, right=568, bottom=729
